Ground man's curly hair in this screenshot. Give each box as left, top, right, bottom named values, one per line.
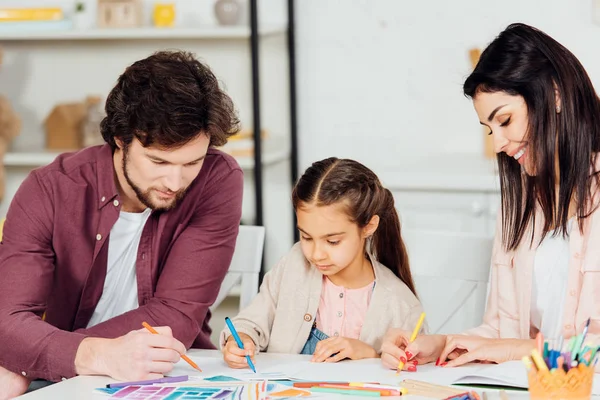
left=101, top=50, right=240, bottom=150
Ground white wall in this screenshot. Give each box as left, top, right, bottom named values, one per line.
left=295, top=0, right=600, bottom=183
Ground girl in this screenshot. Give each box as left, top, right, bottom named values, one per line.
left=381, top=23, right=600, bottom=370
left=221, top=157, right=425, bottom=369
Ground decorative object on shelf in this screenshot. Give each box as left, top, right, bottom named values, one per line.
left=72, top=2, right=89, bottom=29
left=214, top=0, right=242, bottom=26
left=0, top=7, right=63, bottom=22
left=0, top=7, right=68, bottom=33
left=81, top=96, right=105, bottom=147
left=44, top=96, right=101, bottom=150
left=0, top=99, right=20, bottom=202
left=469, top=47, right=495, bottom=159
left=153, top=3, right=175, bottom=28
left=0, top=47, right=20, bottom=203
left=97, top=0, right=142, bottom=28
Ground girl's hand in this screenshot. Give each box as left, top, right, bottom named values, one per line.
left=311, top=337, right=378, bottom=363
left=439, top=336, right=535, bottom=367
left=222, top=333, right=257, bottom=369
left=380, top=328, right=446, bottom=370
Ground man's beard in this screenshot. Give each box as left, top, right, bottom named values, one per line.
left=122, top=148, right=187, bottom=211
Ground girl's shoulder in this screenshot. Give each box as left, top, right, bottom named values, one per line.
left=372, top=260, right=421, bottom=308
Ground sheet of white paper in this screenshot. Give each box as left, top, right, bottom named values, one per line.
left=169, top=354, right=600, bottom=396
left=453, top=361, right=528, bottom=388
left=168, top=354, right=302, bottom=381
left=260, top=359, right=392, bottom=383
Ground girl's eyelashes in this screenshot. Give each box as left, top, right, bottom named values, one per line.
left=328, top=240, right=340, bottom=246
left=301, top=236, right=312, bottom=241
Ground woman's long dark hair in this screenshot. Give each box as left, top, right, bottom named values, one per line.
left=464, top=23, right=600, bottom=250
left=292, top=157, right=417, bottom=296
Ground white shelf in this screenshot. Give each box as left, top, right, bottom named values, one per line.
left=4, top=151, right=61, bottom=167
left=230, top=138, right=290, bottom=169
left=0, top=24, right=286, bottom=41
left=4, top=140, right=290, bottom=170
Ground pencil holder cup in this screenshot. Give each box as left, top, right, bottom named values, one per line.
left=527, top=364, right=593, bottom=400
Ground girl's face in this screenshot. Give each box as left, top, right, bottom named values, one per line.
left=473, top=91, right=534, bottom=174
left=296, top=202, right=375, bottom=279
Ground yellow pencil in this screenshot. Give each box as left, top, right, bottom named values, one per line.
left=396, top=312, right=426, bottom=374
left=522, top=355, right=533, bottom=371
left=530, top=349, right=549, bottom=372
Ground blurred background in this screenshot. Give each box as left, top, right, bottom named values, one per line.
left=0, top=0, right=598, bottom=346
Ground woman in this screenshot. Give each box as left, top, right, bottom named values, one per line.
left=381, top=22, right=600, bottom=369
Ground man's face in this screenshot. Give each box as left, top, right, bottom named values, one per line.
left=121, top=135, right=210, bottom=211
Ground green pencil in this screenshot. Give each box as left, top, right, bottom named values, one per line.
left=310, top=387, right=381, bottom=397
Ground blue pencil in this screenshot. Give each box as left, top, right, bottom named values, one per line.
left=224, top=317, right=257, bottom=373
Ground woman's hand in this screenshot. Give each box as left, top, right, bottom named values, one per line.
left=439, top=336, right=535, bottom=367
left=311, top=337, right=378, bottom=363
left=222, top=333, right=257, bottom=369
left=380, top=329, right=446, bottom=370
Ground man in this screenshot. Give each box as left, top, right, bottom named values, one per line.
left=0, top=50, right=243, bottom=398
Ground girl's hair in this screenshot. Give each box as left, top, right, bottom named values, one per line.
left=292, top=157, right=417, bottom=296
left=463, top=23, right=600, bottom=250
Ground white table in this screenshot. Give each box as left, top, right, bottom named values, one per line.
left=13, top=350, right=551, bottom=399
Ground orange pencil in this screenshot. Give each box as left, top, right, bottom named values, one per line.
left=536, top=332, right=544, bottom=355
left=142, top=321, right=202, bottom=372
left=317, top=384, right=399, bottom=396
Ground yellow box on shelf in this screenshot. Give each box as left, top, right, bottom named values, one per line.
left=0, top=8, right=63, bottom=22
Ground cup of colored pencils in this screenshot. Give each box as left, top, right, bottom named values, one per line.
left=524, top=328, right=597, bottom=400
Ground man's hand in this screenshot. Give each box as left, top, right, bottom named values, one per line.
left=311, top=337, right=378, bottom=363
left=439, top=336, right=535, bottom=367
left=222, top=333, right=256, bottom=369
left=75, top=326, right=186, bottom=381
left=0, top=365, right=30, bottom=400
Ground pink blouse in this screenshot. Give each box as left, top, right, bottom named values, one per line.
left=315, top=276, right=375, bottom=339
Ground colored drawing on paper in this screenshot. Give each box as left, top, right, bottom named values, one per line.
left=109, top=385, right=231, bottom=399
left=96, top=387, right=121, bottom=395
left=204, top=375, right=241, bottom=382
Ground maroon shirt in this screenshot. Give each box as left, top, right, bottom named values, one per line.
left=0, top=144, right=243, bottom=381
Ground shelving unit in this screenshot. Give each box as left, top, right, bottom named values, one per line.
left=0, top=0, right=299, bottom=277
left=0, top=24, right=287, bottom=41
left=3, top=136, right=290, bottom=169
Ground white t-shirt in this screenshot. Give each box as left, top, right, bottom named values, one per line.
left=530, top=218, right=574, bottom=338
left=86, top=208, right=152, bottom=328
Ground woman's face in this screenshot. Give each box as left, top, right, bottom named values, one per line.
left=473, top=91, right=534, bottom=174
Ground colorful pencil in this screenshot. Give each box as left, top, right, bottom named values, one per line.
left=317, top=384, right=400, bottom=396
left=106, top=375, right=188, bottom=388
left=141, top=321, right=202, bottom=372
left=311, top=387, right=381, bottom=396
left=396, top=312, right=426, bottom=374
left=225, top=317, right=257, bottom=373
